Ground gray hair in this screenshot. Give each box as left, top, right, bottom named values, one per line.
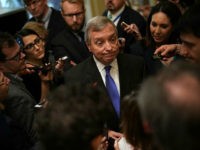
left=84, top=16, right=118, bottom=45
left=137, top=61, right=200, bottom=150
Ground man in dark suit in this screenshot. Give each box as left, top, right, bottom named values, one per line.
left=51, top=0, right=90, bottom=71
left=23, top=0, right=66, bottom=50
left=0, top=32, right=38, bottom=150
left=103, top=0, right=146, bottom=56
left=64, top=16, right=146, bottom=142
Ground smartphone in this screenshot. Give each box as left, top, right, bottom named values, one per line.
left=60, top=56, right=68, bottom=61
left=121, top=21, right=129, bottom=29
left=103, top=123, right=115, bottom=149
left=27, top=65, right=51, bottom=75
left=152, top=54, right=163, bottom=60
left=103, top=123, right=109, bottom=140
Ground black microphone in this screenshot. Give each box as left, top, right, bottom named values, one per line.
left=48, top=50, right=56, bottom=73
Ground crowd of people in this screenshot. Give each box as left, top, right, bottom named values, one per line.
left=0, top=0, right=200, bottom=150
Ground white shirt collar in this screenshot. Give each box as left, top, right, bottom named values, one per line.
left=93, top=55, right=120, bottom=94
left=107, top=5, right=125, bottom=23
left=39, top=7, right=52, bottom=29
left=93, top=55, right=118, bottom=71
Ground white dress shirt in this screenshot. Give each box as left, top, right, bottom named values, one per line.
left=93, top=56, right=120, bottom=95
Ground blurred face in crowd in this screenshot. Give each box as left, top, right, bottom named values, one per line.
left=180, top=33, right=200, bottom=64
left=0, top=72, right=10, bottom=101
left=166, top=74, right=200, bottom=113
left=150, top=12, right=173, bottom=46
left=61, top=1, right=85, bottom=33
left=0, top=42, right=26, bottom=74
left=104, top=0, right=125, bottom=14
left=22, top=34, right=45, bottom=61
left=24, top=0, right=48, bottom=20
left=87, top=23, right=120, bottom=65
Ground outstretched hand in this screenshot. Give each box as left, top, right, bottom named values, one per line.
left=122, top=23, right=142, bottom=41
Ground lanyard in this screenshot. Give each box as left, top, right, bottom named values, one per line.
left=113, top=12, right=123, bottom=23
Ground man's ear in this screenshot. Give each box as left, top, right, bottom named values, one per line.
left=86, top=43, right=92, bottom=52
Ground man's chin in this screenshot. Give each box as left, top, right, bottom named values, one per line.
left=107, top=5, right=114, bottom=11
left=103, top=58, right=115, bottom=65
left=73, top=25, right=84, bottom=32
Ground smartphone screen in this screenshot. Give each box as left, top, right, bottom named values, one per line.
left=121, top=21, right=128, bottom=29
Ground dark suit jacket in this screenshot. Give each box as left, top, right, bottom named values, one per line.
left=0, top=112, right=12, bottom=150
left=51, top=28, right=91, bottom=71
left=103, top=6, right=146, bottom=56
left=3, top=73, right=38, bottom=150
left=64, top=53, right=146, bottom=131
left=29, top=7, right=66, bottom=50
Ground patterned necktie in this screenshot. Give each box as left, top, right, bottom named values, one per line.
left=108, top=13, right=112, bottom=20
left=105, top=66, right=120, bottom=117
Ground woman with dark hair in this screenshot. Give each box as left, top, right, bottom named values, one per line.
left=16, top=25, right=64, bottom=104
left=114, top=92, right=157, bottom=150
left=145, top=1, right=182, bottom=76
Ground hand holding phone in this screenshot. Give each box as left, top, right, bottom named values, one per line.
left=121, top=21, right=129, bottom=29
left=152, top=54, right=163, bottom=60
left=60, top=56, right=68, bottom=61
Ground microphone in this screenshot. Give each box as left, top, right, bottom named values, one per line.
left=48, top=50, right=56, bottom=73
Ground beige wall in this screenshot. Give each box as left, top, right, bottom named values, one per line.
left=90, top=0, right=105, bottom=17
left=85, top=0, right=106, bottom=21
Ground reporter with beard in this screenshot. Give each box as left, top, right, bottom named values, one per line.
left=50, top=0, right=91, bottom=72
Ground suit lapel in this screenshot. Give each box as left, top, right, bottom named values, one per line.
left=117, top=54, right=129, bottom=99
left=84, top=57, right=105, bottom=89
left=64, top=29, right=89, bottom=62
left=5, top=73, right=34, bottom=98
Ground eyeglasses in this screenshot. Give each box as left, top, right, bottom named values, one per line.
left=24, top=0, right=41, bottom=8
left=23, top=37, right=43, bottom=52
left=5, top=50, right=23, bottom=61
left=63, top=11, right=84, bottom=19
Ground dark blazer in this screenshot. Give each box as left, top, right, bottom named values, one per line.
left=21, top=72, right=41, bottom=103
left=0, top=112, right=12, bottom=150
left=51, top=28, right=91, bottom=71
left=103, top=6, right=147, bottom=56
left=64, top=53, right=146, bottom=131
left=3, top=73, right=38, bottom=150
left=29, top=7, right=66, bottom=50
left=144, top=46, right=163, bottom=76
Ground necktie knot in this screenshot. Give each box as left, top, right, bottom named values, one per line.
left=105, top=65, right=111, bottom=74
left=108, top=13, right=112, bottom=20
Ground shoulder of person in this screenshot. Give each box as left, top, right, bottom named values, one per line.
left=118, top=53, right=144, bottom=62
left=51, top=29, right=70, bottom=43
left=50, top=7, right=61, bottom=14
left=65, top=56, right=92, bottom=73
left=50, top=7, right=65, bottom=22
left=123, top=6, right=146, bottom=22
left=123, top=5, right=141, bottom=15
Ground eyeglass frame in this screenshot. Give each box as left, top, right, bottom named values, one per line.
left=62, top=11, right=84, bottom=19
left=23, top=37, right=43, bottom=52
left=24, top=0, right=41, bottom=8
left=4, top=49, right=23, bottom=62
